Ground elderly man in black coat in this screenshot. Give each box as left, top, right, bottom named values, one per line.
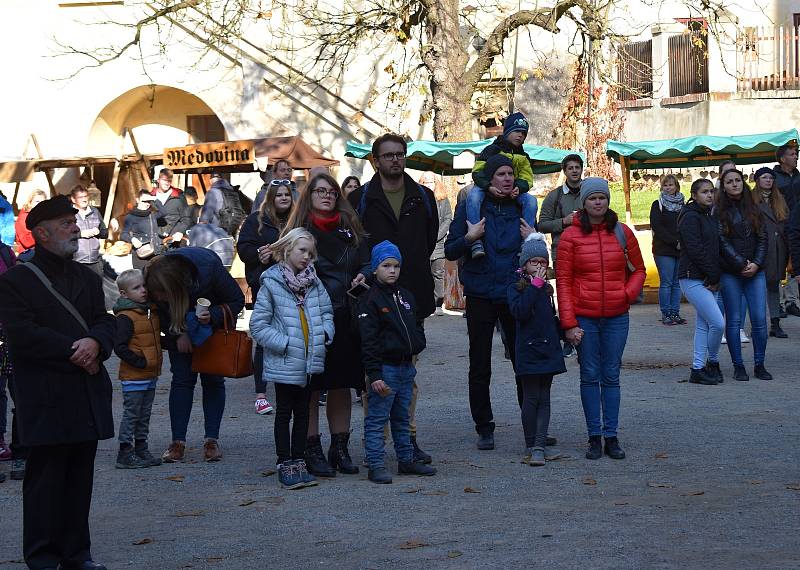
left=348, top=133, right=439, bottom=465
left=0, top=195, right=115, bottom=570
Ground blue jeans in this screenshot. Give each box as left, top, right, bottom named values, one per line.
left=576, top=313, right=629, bottom=437
left=680, top=279, right=724, bottom=369
left=364, top=363, right=415, bottom=469
left=654, top=255, right=681, bottom=317
left=717, top=289, right=748, bottom=329
left=167, top=351, right=226, bottom=441
left=466, top=186, right=538, bottom=229
left=720, top=272, right=768, bottom=366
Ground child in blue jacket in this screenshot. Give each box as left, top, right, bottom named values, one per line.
left=507, top=233, right=566, bottom=466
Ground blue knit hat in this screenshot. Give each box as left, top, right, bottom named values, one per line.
left=371, top=240, right=402, bottom=271
left=519, top=232, right=549, bottom=266
left=503, top=112, right=529, bottom=138
left=578, top=177, right=611, bottom=208
left=754, top=166, right=775, bottom=181
left=484, top=154, right=514, bottom=181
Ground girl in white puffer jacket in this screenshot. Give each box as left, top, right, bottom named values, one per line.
left=250, top=228, right=334, bottom=488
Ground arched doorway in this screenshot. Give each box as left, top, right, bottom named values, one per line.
left=88, top=85, right=226, bottom=224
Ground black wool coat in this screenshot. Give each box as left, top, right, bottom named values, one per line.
left=0, top=246, right=116, bottom=446
left=348, top=173, right=439, bottom=318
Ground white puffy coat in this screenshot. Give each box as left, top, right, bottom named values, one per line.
left=249, top=264, right=335, bottom=386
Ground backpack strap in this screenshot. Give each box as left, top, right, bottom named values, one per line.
left=612, top=223, right=637, bottom=274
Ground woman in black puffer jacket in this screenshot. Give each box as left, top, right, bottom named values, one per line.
left=716, top=169, right=770, bottom=381
left=238, top=181, right=294, bottom=415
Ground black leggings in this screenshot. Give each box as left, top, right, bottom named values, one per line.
left=520, top=374, right=553, bottom=448
left=273, top=382, right=311, bottom=463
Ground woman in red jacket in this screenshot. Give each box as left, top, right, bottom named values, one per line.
left=556, top=177, right=646, bottom=461
left=14, top=189, right=47, bottom=252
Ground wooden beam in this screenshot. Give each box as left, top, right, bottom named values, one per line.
left=621, top=156, right=633, bottom=225
left=30, top=134, right=56, bottom=195
left=127, top=128, right=153, bottom=185
left=103, top=131, right=129, bottom=226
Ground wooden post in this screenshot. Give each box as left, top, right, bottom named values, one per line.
left=127, top=128, right=153, bottom=185
left=30, top=134, right=56, bottom=196
left=103, top=130, right=128, bottom=226
left=621, top=155, right=633, bottom=225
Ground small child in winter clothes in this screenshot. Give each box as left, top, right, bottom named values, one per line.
left=507, top=233, right=566, bottom=467
left=249, top=228, right=334, bottom=490
left=358, top=241, right=436, bottom=484
left=468, top=112, right=538, bottom=258
left=113, top=269, right=163, bottom=469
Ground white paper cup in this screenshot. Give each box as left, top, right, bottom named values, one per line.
left=195, top=298, right=211, bottom=317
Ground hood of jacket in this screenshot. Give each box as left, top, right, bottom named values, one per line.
left=112, top=297, right=150, bottom=314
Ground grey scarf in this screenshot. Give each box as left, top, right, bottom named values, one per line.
left=659, top=191, right=685, bottom=213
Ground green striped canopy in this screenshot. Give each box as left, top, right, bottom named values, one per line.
left=344, top=139, right=583, bottom=175
left=606, top=129, right=799, bottom=170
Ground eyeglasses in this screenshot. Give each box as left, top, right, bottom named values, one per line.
left=379, top=152, right=406, bottom=161
left=312, top=188, right=339, bottom=198
left=270, top=179, right=292, bottom=186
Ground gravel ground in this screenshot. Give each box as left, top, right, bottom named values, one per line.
left=1, top=304, right=799, bottom=569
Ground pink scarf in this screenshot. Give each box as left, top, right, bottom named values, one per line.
left=280, top=262, right=317, bottom=306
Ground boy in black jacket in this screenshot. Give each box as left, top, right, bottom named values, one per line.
left=358, top=241, right=436, bottom=484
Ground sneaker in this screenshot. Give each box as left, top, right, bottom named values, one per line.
left=740, top=329, right=750, bottom=343
left=278, top=461, right=304, bottom=489
left=662, top=314, right=678, bottom=326
left=10, top=458, right=25, bottom=480
left=562, top=342, right=575, bottom=358
left=295, top=459, right=318, bottom=487
left=689, top=367, right=718, bottom=385
left=255, top=398, right=274, bottom=415
left=529, top=447, right=546, bottom=466
left=585, top=435, right=602, bottom=460
left=521, top=447, right=534, bottom=465
left=721, top=335, right=727, bottom=345
left=0, top=439, right=10, bottom=461
left=673, top=314, right=688, bottom=324
left=470, top=240, right=486, bottom=259
left=368, top=466, right=393, bottom=484
left=162, top=440, right=186, bottom=463
left=434, top=307, right=445, bottom=316
left=135, top=443, right=163, bottom=467
left=754, top=364, right=773, bottom=381
left=115, top=448, right=148, bottom=469
left=546, top=435, right=558, bottom=446
left=203, top=438, right=223, bottom=462
left=603, top=436, right=626, bottom=459
left=476, top=431, right=495, bottom=450
left=544, top=447, right=562, bottom=461
left=733, top=364, right=750, bottom=382
left=398, top=461, right=437, bottom=476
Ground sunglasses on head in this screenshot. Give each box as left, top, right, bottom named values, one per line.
left=270, top=179, right=292, bottom=186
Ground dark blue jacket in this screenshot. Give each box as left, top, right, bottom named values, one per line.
left=507, top=280, right=567, bottom=377
left=163, top=247, right=244, bottom=332
left=236, top=211, right=282, bottom=297
left=773, top=164, right=800, bottom=212
left=445, top=195, right=522, bottom=302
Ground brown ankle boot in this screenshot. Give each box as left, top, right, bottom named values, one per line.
left=162, top=440, right=186, bottom=463
left=203, top=438, right=223, bottom=462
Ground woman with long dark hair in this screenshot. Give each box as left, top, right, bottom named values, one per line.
left=716, top=169, right=770, bottom=381
left=751, top=167, right=790, bottom=339
left=556, top=178, right=646, bottom=461
left=238, top=180, right=295, bottom=415
left=285, top=173, right=370, bottom=477
left=341, top=176, right=361, bottom=197
left=144, top=248, right=245, bottom=463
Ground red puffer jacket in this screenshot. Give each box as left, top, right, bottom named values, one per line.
left=556, top=217, right=646, bottom=329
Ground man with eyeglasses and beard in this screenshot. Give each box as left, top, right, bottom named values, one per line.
left=348, top=133, right=439, bottom=465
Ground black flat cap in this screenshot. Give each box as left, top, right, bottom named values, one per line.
left=26, top=195, right=78, bottom=230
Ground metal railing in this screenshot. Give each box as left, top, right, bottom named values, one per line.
left=737, top=25, right=800, bottom=91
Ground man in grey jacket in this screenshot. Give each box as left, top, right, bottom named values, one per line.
left=70, top=184, right=108, bottom=277
left=537, top=154, right=583, bottom=267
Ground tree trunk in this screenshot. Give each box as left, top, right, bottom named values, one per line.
left=423, top=0, right=472, bottom=142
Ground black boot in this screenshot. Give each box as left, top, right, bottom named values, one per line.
left=689, top=367, right=718, bottom=385
left=327, top=432, right=359, bottom=474
left=754, top=364, right=773, bottom=380
left=603, top=436, right=626, bottom=459
left=733, top=365, right=750, bottom=382
left=411, top=436, right=432, bottom=464
left=770, top=318, right=788, bottom=338
left=398, top=461, right=437, bottom=476
left=705, top=360, right=724, bottom=383
left=305, top=434, right=336, bottom=477
left=476, top=430, right=495, bottom=450
left=585, top=435, right=602, bottom=460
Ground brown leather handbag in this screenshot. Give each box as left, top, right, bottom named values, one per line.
left=191, top=304, right=253, bottom=378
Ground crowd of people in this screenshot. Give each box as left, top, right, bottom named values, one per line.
left=1, top=113, right=800, bottom=569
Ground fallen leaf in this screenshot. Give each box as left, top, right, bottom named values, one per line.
left=174, top=510, right=205, bottom=517
left=681, top=490, right=705, bottom=496
left=614, top=501, right=629, bottom=506
left=423, top=490, right=448, bottom=496
left=132, top=538, right=153, bottom=545
left=581, top=476, right=597, bottom=486
left=261, top=469, right=276, bottom=477
left=447, top=550, right=463, bottom=558
left=654, top=452, right=668, bottom=459
left=398, top=539, right=429, bottom=549
left=647, top=482, right=674, bottom=489
left=239, top=499, right=257, bottom=506
left=205, top=557, right=224, bottom=562
left=464, top=487, right=481, bottom=493
left=786, top=483, right=800, bottom=491
left=166, top=475, right=185, bottom=482
left=746, top=479, right=764, bottom=485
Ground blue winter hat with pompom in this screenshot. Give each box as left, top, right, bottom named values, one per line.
left=519, top=232, right=549, bottom=266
